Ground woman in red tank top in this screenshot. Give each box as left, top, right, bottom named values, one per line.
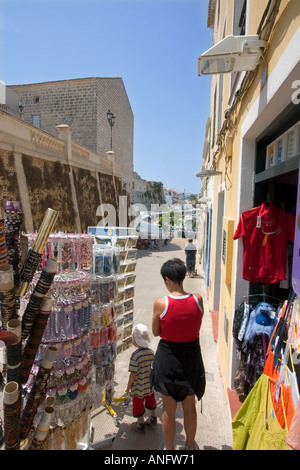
left=151, top=258, right=206, bottom=451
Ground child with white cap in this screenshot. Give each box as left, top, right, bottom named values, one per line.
left=126, top=323, right=157, bottom=433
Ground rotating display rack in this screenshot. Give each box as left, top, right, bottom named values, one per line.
left=86, top=226, right=137, bottom=445
left=0, top=206, right=60, bottom=450
left=20, top=232, right=95, bottom=450
left=88, top=226, right=138, bottom=356
left=0, top=207, right=97, bottom=450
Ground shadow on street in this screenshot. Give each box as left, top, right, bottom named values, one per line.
left=136, top=239, right=183, bottom=259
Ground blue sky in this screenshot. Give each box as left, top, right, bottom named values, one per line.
left=0, top=0, right=212, bottom=194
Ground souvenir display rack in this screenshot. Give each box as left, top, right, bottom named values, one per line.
left=88, top=226, right=138, bottom=357
left=0, top=206, right=60, bottom=450
left=0, top=210, right=139, bottom=450
left=0, top=209, right=96, bottom=450
left=21, top=231, right=101, bottom=450
left=89, top=244, right=118, bottom=412
left=24, top=227, right=136, bottom=449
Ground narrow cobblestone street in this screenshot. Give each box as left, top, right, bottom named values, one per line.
left=91, top=238, right=233, bottom=451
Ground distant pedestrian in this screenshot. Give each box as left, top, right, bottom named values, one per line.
left=126, top=323, right=157, bottom=433
left=151, top=258, right=206, bottom=450
left=185, top=239, right=197, bottom=276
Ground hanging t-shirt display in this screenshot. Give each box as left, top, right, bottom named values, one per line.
left=233, top=202, right=295, bottom=283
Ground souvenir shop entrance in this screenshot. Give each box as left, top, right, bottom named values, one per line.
left=251, top=101, right=300, bottom=301
left=232, top=102, right=300, bottom=449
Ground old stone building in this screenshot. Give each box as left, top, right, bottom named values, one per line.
left=132, top=171, right=165, bottom=209
left=0, top=107, right=128, bottom=234
left=8, top=77, right=134, bottom=193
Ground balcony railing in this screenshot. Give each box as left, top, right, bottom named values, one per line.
left=0, top=109, right=121, bottom=176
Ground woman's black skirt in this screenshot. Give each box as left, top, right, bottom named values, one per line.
left=151, top=338, right=206, bottom=401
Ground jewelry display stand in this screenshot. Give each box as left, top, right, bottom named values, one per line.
left=0, top=207, right=138, bottom=450
left=0, top=204, right=60, bottom=450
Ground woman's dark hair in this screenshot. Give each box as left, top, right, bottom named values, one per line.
left=160, top=258, right=186, bottom=283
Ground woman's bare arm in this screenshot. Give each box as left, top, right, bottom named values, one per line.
left=152, top=297, right=165, bottom=337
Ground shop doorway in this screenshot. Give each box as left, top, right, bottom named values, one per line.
left=252, top=102, right=300, bottom=301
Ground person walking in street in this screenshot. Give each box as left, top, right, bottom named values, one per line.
left=185, top=239, right=197, bottom=277
left=126, top=323, right=157, bottom=433
left=151, top=258, right=206, bottom=450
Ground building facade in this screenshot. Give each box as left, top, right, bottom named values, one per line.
left=132, top=171, right=165, bottom=209
left=199, top=0, right=300, bottom=411
left=8, top=77, right=134, bottom=193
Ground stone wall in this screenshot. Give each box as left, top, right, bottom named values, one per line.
left=0, top=149, right=128, bottom=234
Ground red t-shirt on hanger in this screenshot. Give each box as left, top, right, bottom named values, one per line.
left=233, top=201, right=295, bottom=283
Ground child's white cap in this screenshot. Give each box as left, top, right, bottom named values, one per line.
left=132, top=323, right=150, bottom=348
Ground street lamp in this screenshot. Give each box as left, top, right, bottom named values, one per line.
left=18, top=101, right=24, bottom=120
left=107, top=110, right=115, bottom=151
left=196, top=169, right=222, bottom=177
left=198, top=35, right=266, bottom=75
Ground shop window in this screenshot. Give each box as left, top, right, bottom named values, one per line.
left=265, top=121, right=300, bottom=169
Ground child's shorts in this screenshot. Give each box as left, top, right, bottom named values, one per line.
left=132, top=392, right=157, bottom=418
